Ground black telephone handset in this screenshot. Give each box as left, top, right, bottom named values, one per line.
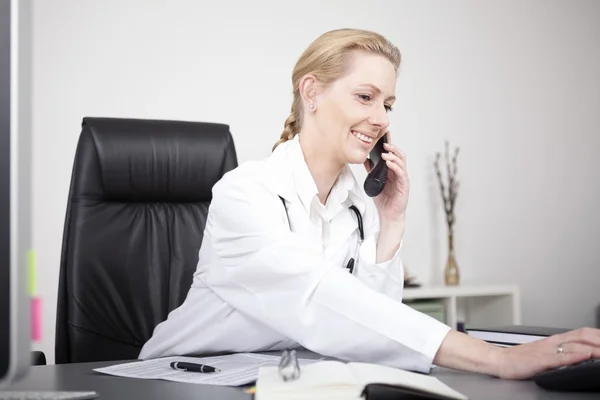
left=364, top=133, right=388, bottom=197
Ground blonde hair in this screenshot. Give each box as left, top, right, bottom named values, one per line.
left=272, top=28, right=401, bottom=151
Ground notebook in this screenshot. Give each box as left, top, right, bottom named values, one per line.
left=466, top=325, right=569, bottom=346
left=255, top=360, right=468, bottom=400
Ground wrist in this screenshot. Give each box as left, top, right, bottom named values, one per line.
left=379, top=212, right=407, bottom=231
left=376, top=215, right=406, bottom=264
left=485, top=344, right=506, bottom=377
left=433, top=330, right=507, bottom=377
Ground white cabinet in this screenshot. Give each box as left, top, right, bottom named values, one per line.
left=403, top=284, right=521, bottom=330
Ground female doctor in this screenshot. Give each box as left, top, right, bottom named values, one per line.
left=139, top=28, right=600, bottom=379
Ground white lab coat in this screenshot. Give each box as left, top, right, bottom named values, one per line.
left=139, top=135, right=451, bottom=373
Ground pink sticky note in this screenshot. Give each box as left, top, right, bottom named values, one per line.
left=31, top=297, right=42, bottom=341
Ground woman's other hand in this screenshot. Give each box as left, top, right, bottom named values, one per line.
left=496, top=327, right=600, bottom=379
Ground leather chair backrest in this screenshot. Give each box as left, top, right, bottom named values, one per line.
left=55, top=117, right=238, bottom=363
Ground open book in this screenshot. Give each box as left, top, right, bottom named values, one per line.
left=255, top=360, right=468, bottom=400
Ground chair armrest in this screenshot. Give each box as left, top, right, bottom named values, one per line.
left=31, top=351, right=47, bottom=365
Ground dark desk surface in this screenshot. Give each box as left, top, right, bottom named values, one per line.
left=2, top=351, right=598, bottom=400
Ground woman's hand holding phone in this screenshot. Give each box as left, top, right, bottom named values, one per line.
left=364, top=131, right=410, bottom=225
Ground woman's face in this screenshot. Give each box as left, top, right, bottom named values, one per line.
left=312, top=51, right=397, bottom=165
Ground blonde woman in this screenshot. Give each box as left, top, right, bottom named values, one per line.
left=140, top=28, right=600, bottom=379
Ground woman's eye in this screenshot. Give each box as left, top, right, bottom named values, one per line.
left=359, top=94, right=392, bottom=112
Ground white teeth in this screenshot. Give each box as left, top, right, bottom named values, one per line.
left=351, top=131, right=373, bottom=143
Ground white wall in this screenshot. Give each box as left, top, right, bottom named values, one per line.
left=31, top=0, right=600, bottom=363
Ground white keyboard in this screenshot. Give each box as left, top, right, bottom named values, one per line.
left=0, top=391, right=98, bottom=400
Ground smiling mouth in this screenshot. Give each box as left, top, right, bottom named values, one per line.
left=351, top=130, right=374, bottom=144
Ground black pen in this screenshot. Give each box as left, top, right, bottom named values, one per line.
left=170, top=361, right=221, bottom=373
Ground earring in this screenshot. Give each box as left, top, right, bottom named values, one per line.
left=309, top=103, right=315, bottom=110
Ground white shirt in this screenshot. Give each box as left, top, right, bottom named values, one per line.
left=138, top=135, right=451, bottom=373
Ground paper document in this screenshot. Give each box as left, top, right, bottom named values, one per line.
left=93, top=353, right=320, bottom=386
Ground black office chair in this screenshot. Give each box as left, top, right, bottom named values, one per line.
left=53, top=117, right=238, bottom=364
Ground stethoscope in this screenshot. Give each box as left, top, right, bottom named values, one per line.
left=279, top=197, right=364, bottom=274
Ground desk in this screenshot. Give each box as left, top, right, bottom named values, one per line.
left=3, top=351, right=597, bottom=400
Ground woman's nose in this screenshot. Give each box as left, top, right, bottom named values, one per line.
left=368, top=104, right=390, bottom=129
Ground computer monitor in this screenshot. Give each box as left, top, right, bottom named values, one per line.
left=0, top=0, right=33, bottom=387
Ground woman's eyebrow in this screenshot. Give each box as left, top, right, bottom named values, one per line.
left=358, top=83, right=395, bottom=102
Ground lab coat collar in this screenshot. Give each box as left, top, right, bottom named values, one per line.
left=269, top=135, right=366, bottom=217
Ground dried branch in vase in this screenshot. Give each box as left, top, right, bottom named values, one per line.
left=434, top=141, right=460, bottom=233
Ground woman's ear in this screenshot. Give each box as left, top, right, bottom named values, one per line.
left=299, top=74, right=318, bottom=112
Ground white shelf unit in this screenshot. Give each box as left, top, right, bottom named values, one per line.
left=402, top=284, right=521, bottom=330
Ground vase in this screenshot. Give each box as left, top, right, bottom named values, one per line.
left=444, top=231, right=460, bottom=286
